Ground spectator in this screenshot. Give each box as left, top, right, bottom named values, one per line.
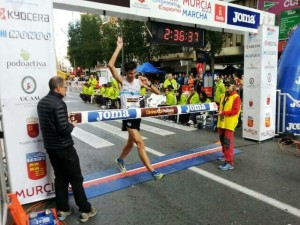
left=37, top=76, right=97, bottom=222
left=186, top=86, right=200, bottom=126
left=163, top=73, right=178, bottom=93
left=216, top=79, right=241, bottom=171
left=197, top=91, right=211, bottom=128
left=214, top=74, right=225, bottom=105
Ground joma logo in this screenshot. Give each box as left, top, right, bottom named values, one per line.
left=233, top=12, right=255, bottom=24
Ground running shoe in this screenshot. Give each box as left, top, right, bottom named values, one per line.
left=57, top=209, right=73, bottom=221
left=152, top=171, right=164, bottom=180
left=217, top=156, right=225, bottom=162
left=115, top=158, right=126, bottom=173
left=79, top=207, right=97, bottom=223
left=218, top=162, right=234, bottom=171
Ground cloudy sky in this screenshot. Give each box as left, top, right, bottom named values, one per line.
left=53, top=9, right=80, bottom=68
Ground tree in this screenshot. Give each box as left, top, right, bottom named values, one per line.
left=67, top=14, right=102, bottom=71
left=206, top=31, right=225, bottom=72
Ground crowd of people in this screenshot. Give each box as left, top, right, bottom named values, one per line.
left=74, top=69, right=244, bottom=128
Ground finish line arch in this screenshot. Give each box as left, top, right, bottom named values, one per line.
left=0, top=0, right=278, bottom=217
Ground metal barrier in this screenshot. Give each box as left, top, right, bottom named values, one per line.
left=276, top=90, right=300, bottom=136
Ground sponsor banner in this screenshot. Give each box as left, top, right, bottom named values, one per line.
left=227, top=6, right=260, bottom=29
left=279, top=8, right=300, bottom=41
left=0, top=0, right=56, bottom=204
left=88, top=109, right=138, bottom=122
left=285, top=115, right=300, bottom=134
left=180, top=103, right=216, bottom=114
left=84, top=0, right=130, bottom=7
left=141, top=106, right=178, bottom=117
left=258, top=0, right=299, bottom=51
left=257, top=0, right=299, bottom=16
left=54, top=0, right=274, bottom=34
left=69, top=112, right=82, bottom=123
left=71, top=103, right=217, bottom=123
left=243, top=25, right=278, bottom=141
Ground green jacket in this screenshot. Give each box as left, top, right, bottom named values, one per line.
left=214, top=80, right=225, bottom=103
left=178, top=94, right=188, bottom=105
left=163, top=79, right=178, bottom=93
left=188, top=92, right=200, bottom=104
left=140, top=87, right=147, bottom=97
left=110, top=88, right=120, bottom=100
left=81, top=85, right=89, bottom=94
left=166, top=92, right=177, bottom=105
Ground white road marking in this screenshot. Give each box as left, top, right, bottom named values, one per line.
left=189, top=167, right=300, bottom=218
left=89, top=122, right=147, bottom=140
left=143, top=117, right=197, bottom=131
left=145, top=145, right=300, bottom=218
left=72, top=127, right=114, bottom=148
left=66, top=93, right=81, bottom=100
left=115, top=120, right=175, bottom=136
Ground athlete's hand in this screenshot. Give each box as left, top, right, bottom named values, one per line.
left=117, top=36, right=123, bottom=48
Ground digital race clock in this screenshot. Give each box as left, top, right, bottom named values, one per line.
left=149, top=21, right=206, bottom=48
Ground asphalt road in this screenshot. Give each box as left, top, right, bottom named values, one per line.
left=9, top=90, right=300, bottom=225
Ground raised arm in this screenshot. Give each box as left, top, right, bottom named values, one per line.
left=108, top=37, right=123, bottom=84
left=139, top=77, right=160, bottom=95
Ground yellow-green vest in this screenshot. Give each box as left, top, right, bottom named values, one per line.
left=217, top=93, right=240, bottom=131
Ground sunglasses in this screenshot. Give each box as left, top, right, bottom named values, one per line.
left=225, top=84, right=232, bottom=87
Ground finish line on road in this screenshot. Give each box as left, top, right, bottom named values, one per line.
left=82, top=144, right=240, bottom=198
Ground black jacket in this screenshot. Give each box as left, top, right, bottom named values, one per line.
left=37, top=91, right=74, bottom=151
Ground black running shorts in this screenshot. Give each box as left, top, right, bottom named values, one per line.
left=122, top=119, right=141, bottom=131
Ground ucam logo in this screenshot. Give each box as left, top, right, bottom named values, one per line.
left=227, top=6, right=260, bottom=29
left=88, top=109, right=137, bottom=122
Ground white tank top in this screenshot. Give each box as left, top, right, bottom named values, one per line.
left=120, top=78, right=141, bottom=109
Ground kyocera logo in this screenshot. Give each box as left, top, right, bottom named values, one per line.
left=0, top=8, right=6, bottom=20
left=0, top=8, right=49, bottom=22
left=5, top=30, right=51, bottom=40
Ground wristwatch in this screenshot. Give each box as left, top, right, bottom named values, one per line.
left=147, top=83, right=152, bottom=87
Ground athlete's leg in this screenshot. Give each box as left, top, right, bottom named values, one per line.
left=119, top=133, right=134, bottom=160
left=127, top=128, right=155, bottom=172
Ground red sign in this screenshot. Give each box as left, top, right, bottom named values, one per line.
left=26, top=152, right=47, bottom=180
left=182, top=85, right=190, bottom=93
left=26, top=117, right=39, bottom=138
left=201, top=87, right=213, bottom=97
left=215, top=4, right=226, bottom=23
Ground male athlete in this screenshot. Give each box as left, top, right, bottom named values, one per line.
left=108, top=37, right=164, bottom=180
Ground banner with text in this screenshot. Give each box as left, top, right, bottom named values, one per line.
left=0, top=0, right=56, bottom=204
left=54, top=0, right=276, bottom=34
left=243, top=25, right=279, bottom=141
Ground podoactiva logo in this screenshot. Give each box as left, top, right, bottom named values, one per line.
left=21, top=76, right=37, bottom=94
left=7, top=49, right=47, bottom=69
